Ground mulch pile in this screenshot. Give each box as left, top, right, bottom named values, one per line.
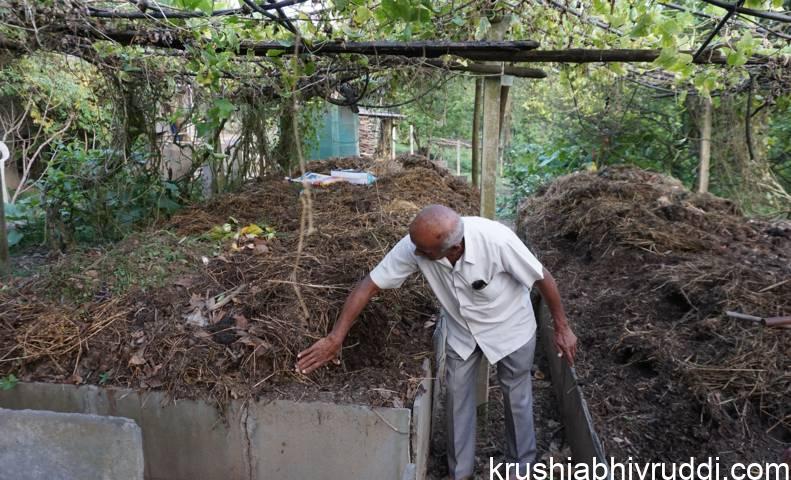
left=518, top=165, right=790, bottom=462
left=0, top=155, right=478, bottom=408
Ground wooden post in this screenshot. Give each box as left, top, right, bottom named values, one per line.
left=0, top=142, right=8, bottom=204
left=391, top=125, right=397, bottom=160
left=698, top=97, right=712, bottom=194
left=379, top=118, right=393, bottom=158
left=409, top=125, right=414, bottom=154
left=498, top=77, right=513, bottom=177
left=471, top=79, right=482, bottom=187
left=480, top=79, right=501, bottom=221
left=0, top=141, right=10, bottom=276
left=456, top=140, right=461, bottom=176
left=477, top=16, right=511, bottom=412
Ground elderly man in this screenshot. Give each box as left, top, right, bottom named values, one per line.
left=297, top=205, right=577, bottom=480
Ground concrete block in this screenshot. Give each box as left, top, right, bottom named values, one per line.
left=0, top=408, right=144, bottom=480
left=247, top=399, right=411, bottom=480
left=0, top=383, right=249, bottom=480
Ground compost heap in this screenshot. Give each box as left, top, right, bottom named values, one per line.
left=518, top=166, right=790, bottom=462
left=0, top=155, right=478, bottom=407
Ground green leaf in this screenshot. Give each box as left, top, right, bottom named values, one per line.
left=354, top=5, right=372, bottom=23
left=475, top=16, right=491, bottom=40
left=678, top=89, right=688, bottom=105
left=7, top=229, right=23, bottom=247
left=657, top=18, right=681, bottom=38
left=630, top=12, right=655, bottom=38
left=213, top=98, right=235, bottom=118
left=0, top=374, right=18, bottom=390
left=608, top=63, right=627, bottom=76
left=653, top=48, right=678, bottom=69
left=727, top=50, right=748, bottom=66
left=451, top=16, right=465, bottom=26
left=592, top=0, right=609, bottom=15
left=157, top=197, right=181, bottom=213
left=736, top=31, right=755, bottom=54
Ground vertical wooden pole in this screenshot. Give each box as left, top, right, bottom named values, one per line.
left=409, top=125, right=414, bottom=154
left=480, top=80, right=501, bottom=220
left=456, top=140, right=461, bottom=176
left=698, top=97, right=712, bottom=194
left=477, top=78, right=498, bottom=410
left=0, top=142, right=10, bottom=276
left=498, top=80, right=512, bottom=177
left=391, top=125, right=397, bottom=160
left=471, top=79, right=482, bottom=187
left=477, top=17, right=511, bottom=412
left=379, top=118, right=393, bottom=158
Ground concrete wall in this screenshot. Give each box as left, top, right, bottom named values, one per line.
left=0, top=408, right=144, bottom=480
left=0, top=383, right=411, bottom=480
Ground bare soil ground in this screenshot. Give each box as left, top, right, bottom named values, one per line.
left=518, top=166, right=790, bottom=464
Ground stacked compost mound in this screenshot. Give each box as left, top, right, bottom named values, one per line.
left=0, top=155, right=478, bottom=407
left=518, top=166, right=790, bottom=463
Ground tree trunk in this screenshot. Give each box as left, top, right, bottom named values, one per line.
left=273, top=103, right=298, bottom=174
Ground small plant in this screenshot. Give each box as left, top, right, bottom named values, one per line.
left=0, top=374, right=19, bottom=390
left=98, top=372, right=110, bottom=385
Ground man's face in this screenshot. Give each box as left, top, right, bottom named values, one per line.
left=410, top=232, right=447, bottom=261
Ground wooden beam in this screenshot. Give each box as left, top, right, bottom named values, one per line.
left=421, top=60, right=546, bottom=78
left=86, top=33, right=541, bottom=59
left=481, top=48, right=765, bottom=64
left=86, top=0, right=308, bottom=19
left=700, top=0, right=791, bottom=23
left=24, top=28, right=782, bottom=65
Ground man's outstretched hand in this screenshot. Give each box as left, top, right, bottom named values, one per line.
left=296, top=336, right=342, bottom=374
left=554, top=325, right=578, bottom=366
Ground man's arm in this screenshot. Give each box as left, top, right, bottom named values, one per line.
left=534, top=267, right=578, bottom=366
left=296, top=274, right=381, bottom=374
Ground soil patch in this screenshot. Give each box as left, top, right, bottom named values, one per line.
left=0, top=155, right=478, bottom=409
left=518, top=166, right=790, bottom=463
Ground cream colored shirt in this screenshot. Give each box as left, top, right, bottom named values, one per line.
left=369, top=216, right=544, bottom=363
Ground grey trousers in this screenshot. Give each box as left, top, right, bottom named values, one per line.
left=445, top=335, right=538, bottom=479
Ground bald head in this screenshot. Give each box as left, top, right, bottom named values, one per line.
left=409, top=205, right=464, bottom=260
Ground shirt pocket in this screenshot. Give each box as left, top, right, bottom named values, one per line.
left=468, top=270, right=504, bottom=304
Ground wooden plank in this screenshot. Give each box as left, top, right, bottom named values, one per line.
left=534, top=296, right=610, bottom=471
